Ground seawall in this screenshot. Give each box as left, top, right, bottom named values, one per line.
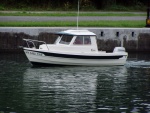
left=0, top=27, right=150, bottom=53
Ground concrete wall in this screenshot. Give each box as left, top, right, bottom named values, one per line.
left=0, top=27, right=150, bottom=52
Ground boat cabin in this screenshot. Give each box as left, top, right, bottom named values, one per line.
left=39, top=30, right=99, bottom=53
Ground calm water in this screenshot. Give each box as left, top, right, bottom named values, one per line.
left=0, top=53, right=150, bottom=113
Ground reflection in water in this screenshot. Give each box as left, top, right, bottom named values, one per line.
left=23, top=67, right=98, bottom=112
left=23, top=66, right=128, bottom=113
left=0, top=53, right=150, bottom=113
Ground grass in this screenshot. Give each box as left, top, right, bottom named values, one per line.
left=0, top=11, right=145, bottom=27
left=0, top=12, right=146, bottom=16
left=0, top=20, right=145, bottom=27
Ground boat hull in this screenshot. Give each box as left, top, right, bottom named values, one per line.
left=24, top=48, right=127, bottom=66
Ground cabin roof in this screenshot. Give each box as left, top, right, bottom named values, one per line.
left=57, top=30, right=96, bottom=36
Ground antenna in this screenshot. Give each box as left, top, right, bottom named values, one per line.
left=77, top=0, right=80, bottom=30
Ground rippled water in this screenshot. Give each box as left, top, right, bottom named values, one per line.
left=0, top=53, right=150, bottom=113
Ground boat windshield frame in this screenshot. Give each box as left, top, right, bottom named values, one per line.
left=59, top=35, right=74, bottom=45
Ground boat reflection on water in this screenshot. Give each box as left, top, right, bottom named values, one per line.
left=0, top=53, right=150, bottom=112
left=22, top=66, right=128, bottom=112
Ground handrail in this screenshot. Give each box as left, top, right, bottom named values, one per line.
left=23, top=39, right=49, bottom=50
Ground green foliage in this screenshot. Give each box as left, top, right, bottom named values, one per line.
left=0, top=5, right=5, bottom=10
left=106, top=5, right=130, bottom=11
left=104, top=2, right=146, bottom=11
left=0, top=0, right=148, bottom=11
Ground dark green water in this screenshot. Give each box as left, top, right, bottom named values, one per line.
left=0, top=53, right=150, bottom=113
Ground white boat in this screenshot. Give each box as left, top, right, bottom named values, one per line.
left=23, top=29, right=128, bottom=66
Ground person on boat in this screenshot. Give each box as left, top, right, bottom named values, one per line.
left=84, top=37, right=91, bottom=45
left=74, top=36, right=83, bottom=44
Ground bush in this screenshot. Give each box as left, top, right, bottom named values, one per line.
left=106, top=5, right=130, bottom=11
left=104, top=3, right=146, bottom=11
left=0, top=5, right=5, bottom=10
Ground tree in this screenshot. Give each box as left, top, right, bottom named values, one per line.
left=0, top=0, right=147, bottom=10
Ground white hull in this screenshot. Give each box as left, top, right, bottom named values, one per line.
left=24, top=48, right=127, bottom=66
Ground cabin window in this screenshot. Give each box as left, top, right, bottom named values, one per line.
left=84, top=36, right=91, bottom=45
left=59, top=35, right=73, bottom=45
left=74, top=36, right=91, bottom=45
left=74, top=36, right=83, bottom=44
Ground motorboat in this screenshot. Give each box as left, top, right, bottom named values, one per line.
left=23, top=29, right=128, bottom=66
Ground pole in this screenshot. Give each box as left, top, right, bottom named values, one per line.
left=146, top=0, right=150, bottom=27
left=77, top=0, right=79, bottom=30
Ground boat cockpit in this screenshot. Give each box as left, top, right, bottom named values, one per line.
left=23, top=30, right=100, bottom=53
left=38, top=30, right=99, bottom=53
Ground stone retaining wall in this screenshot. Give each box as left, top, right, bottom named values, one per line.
left=0, top=27, right=150, bottom=52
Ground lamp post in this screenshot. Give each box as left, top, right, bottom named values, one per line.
left=146, top=1, right=150, bottom=27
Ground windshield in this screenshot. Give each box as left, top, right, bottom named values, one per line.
left=59, top=35, right=73, bottom=45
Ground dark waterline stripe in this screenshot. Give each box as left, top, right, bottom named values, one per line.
left=24, top=49, right=124, bottom=59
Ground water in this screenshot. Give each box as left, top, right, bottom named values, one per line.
left=0, top=53, right=150, bottom=113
